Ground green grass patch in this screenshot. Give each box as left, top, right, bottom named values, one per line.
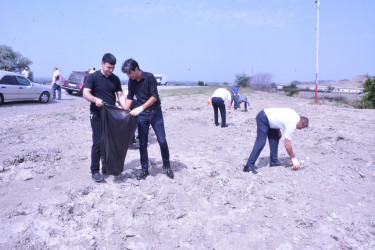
left=158, top=85, right=255, bottom=97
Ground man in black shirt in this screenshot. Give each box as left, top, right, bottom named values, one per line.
left=122, top=58, right=174, bottom=180
left=83, top=53, right=126, bottom=182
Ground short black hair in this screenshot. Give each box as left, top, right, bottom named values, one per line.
left=122, top=58, right=140, bottom=73
left=102, top=53, right=116, bottom=65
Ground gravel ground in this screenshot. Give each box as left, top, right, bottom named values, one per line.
left=0, top=86, right=374, bottom=249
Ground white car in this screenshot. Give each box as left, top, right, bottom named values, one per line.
left=0, top=70, right=51, bottom=104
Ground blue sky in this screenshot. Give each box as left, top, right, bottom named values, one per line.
left=2, top=0, right=374, bottom=83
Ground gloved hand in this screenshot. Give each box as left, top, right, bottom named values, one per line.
left=292, top=157, right=301, bottom=170
left=130, top=106, right=144, bottom=116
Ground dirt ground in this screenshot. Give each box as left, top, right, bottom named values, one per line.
left=0, top=87, right=374, bottom=249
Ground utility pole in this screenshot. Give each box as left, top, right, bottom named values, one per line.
left=315, top=0, right=320, bottom=104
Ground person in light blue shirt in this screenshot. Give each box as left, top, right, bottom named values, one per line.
left=230, top=81, right=239, bottom=106
left=234, top=95, right=250, bottom=111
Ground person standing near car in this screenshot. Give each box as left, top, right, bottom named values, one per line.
left=52, top=67, right=61, bottom=100
left=122, top=58, right=174, bottom=180
left=21, top=67, right=29, bottom=79
left=83, top=53, right=127, bottom=182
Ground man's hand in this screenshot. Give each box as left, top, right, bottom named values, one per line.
left=292, top=157, right=301, bottom=170
left=95, top=98, right=104, bottom=107
left=130, top=106, right=144, bottom=116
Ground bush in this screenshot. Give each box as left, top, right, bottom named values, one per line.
left=198, top=81, right=207, bottom=86
left=235, top=73, right=251, bottom=88
left=283, top=84, right=299, bottom=96
left=360, top=76, right=375, bottom=109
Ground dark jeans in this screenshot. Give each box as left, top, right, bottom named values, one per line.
left=52, top=83, right=61, bottom=99
left=90, top=112, right=104, bottom=173
left=137, top=106, right=170, bottom=172
left=212, top=97, right=226, bottom=126
left=245, top=110, right=280, bottom=167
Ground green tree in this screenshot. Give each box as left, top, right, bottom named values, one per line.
left=360, top=76, right=375, bottom=109
left=283, top=84, right=299, bottom=96
left=235, top=73, right=251, bottom=88
left=0, top=45, right=32, bottom=73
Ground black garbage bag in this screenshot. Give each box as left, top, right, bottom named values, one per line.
left=100, top=103, right=137, bottom=176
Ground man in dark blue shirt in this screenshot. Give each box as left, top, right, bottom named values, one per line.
left=83, top=53, right=126, bottom=182
left=231, top=81, right=239, bottom=107
left=122, top=58, right=174, bottom=180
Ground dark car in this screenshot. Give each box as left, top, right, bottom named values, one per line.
left=61, top=71, right=89, bottom=95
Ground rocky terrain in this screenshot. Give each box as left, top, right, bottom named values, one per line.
left=0, top=87, right=374, bottom=249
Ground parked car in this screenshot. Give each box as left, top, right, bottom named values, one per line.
left=0, top=70, right=51, bottom=105
left=61, top=71, right=89, bottom=95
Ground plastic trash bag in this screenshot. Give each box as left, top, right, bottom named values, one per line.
left=100, top=103, right=137, bottom=176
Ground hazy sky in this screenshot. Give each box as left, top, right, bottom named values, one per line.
left=2, top=0, right=374, bottom=83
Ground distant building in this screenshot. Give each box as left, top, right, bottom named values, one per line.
left=332, top=87, right=363, bottom=94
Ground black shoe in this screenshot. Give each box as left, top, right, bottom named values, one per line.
left=243, top=165, right=258, bottom=174
left=136, top=171, right=150, bottom=180
left=101, top=168, right=108, bottom=175
left=270, top=161, right=284, bottom=167
left=129, top=143, right=139, bottom=149
left=92, top=172, right=104, bottom=182
left=221, top=124, right=228, bottom=128
left=163, top=166, right=174, bottom=179
left=215, top=123, right=219, bottom=126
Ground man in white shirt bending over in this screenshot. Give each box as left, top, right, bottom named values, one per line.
left=209, top=88, right=232, bottom=128
left=243, top=108, right=309, bottom=174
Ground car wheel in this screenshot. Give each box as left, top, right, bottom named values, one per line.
left=39, top=91, right=50, bottom=103
left=67, top=90, right=73, bottom=94
left=79, top=88, right=83, bottom=96
left=0, top=94, right=3, bottom=105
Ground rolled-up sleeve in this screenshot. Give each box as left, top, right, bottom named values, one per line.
left=149, top=75, right=159, bottom=99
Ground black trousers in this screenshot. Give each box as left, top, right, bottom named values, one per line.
left=90, top=112, right=104, bottom=173
left=212, top=97, right=226, bottom=126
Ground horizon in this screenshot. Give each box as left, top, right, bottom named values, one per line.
left=2, top=0, right=374, bottom=84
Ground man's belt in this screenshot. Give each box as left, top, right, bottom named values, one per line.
left=143, top=105, right=160, bottom=113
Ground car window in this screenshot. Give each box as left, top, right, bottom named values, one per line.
left=0, top=75, right=17, bottom=85
left=68, top=74, right=84, bottom=82
left=16, top=76, right=31, bottom=86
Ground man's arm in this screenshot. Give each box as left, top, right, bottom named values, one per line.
left=129, top=96, right=157, bottom=116
left=284, top=138, right=295, bottom=158
left=142, top=96, right=157, bottom=110
left=124, top=99, right=133, bottom=110
left=285, top=138, right=301, bottom=169
left=83, top=88, right=103, bottom=107
left=117, top=91, right=126, bottom=108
